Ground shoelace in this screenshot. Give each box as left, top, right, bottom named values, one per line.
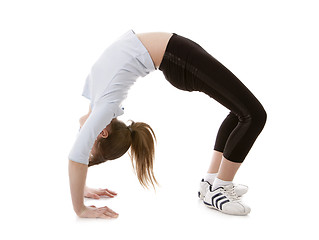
left=222, top=186, right=240, bottom=202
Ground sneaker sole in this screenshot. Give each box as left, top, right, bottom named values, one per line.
left=203, top=201, right=250, bottom=216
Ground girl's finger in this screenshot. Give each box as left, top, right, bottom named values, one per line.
left=102, top=209, right=119, bottom=218
left=102, top=206, right=119, bottom=216
left=87, top=192, right=100, bottom=199
left=98, top=206, right=119, bottom=217
left=105, top=188, right=117, bottom=195
left=99, top=188, right=117, bottom=195
left=105, top=207, right=118, bottom=216
left=103, top=191, right=115, bottom=198
left=96, top=190, right=115, bottom=198
left=98, top=212, right=112, bottom=219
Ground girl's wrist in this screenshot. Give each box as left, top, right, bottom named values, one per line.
left=75, top=204, right=86, bottom=216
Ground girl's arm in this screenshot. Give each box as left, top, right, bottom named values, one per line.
left=68, top=102, right=121, bottom=218
left=68, top=160, right=119, bottom=218
left=68, top=160, right=87, bottom=215
left=78, top=106, right=118, bottom=199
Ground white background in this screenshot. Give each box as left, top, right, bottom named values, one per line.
left=1, top=0, right=318, bottom=239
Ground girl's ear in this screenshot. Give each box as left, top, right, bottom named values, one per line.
left=100, top=128, right=109, bottom=138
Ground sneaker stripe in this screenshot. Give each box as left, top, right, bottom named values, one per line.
left=211, top=193, right=222, bottom=208
left=215, top=196, right=227, bottom=210
left=219, top=200, right=230, bottom=210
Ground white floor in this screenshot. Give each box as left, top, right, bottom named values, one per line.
left=2, top=127, right=318, bottom=239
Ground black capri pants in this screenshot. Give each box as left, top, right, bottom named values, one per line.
left=159, top=33, right=267, bottom=163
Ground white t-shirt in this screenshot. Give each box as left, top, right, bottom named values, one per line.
left=68, top=29, right=156, bottom=165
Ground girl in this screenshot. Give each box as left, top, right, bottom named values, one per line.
left=68, top=30, right=267, bottom=218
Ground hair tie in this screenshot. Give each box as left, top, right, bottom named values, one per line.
left=127, top=126, right=132, bottom=133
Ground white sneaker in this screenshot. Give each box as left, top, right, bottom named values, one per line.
left=198, top=179, right=248, bottom=200
left=203, top=184, right=251, bottom=216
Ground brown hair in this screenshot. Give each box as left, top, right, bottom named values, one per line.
left=88, top=119, right=158, bottom=189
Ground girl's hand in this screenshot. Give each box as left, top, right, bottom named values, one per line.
left=78, top=205, right=119, bottom=219
left=84, top=186, right=117, bottom=199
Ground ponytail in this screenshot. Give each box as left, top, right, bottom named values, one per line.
left=128, top=121, right=158, bottom=189
left=89, top=118, right=158, bottom=189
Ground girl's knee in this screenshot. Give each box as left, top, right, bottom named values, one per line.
left=251, top=105, right=267, bottom=132
left=257, top=105, right=267, bottom=128
left=239, top=105, right=267, bottom=131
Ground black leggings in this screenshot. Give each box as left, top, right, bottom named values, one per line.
left=159, top=33, right=267, bottom=163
